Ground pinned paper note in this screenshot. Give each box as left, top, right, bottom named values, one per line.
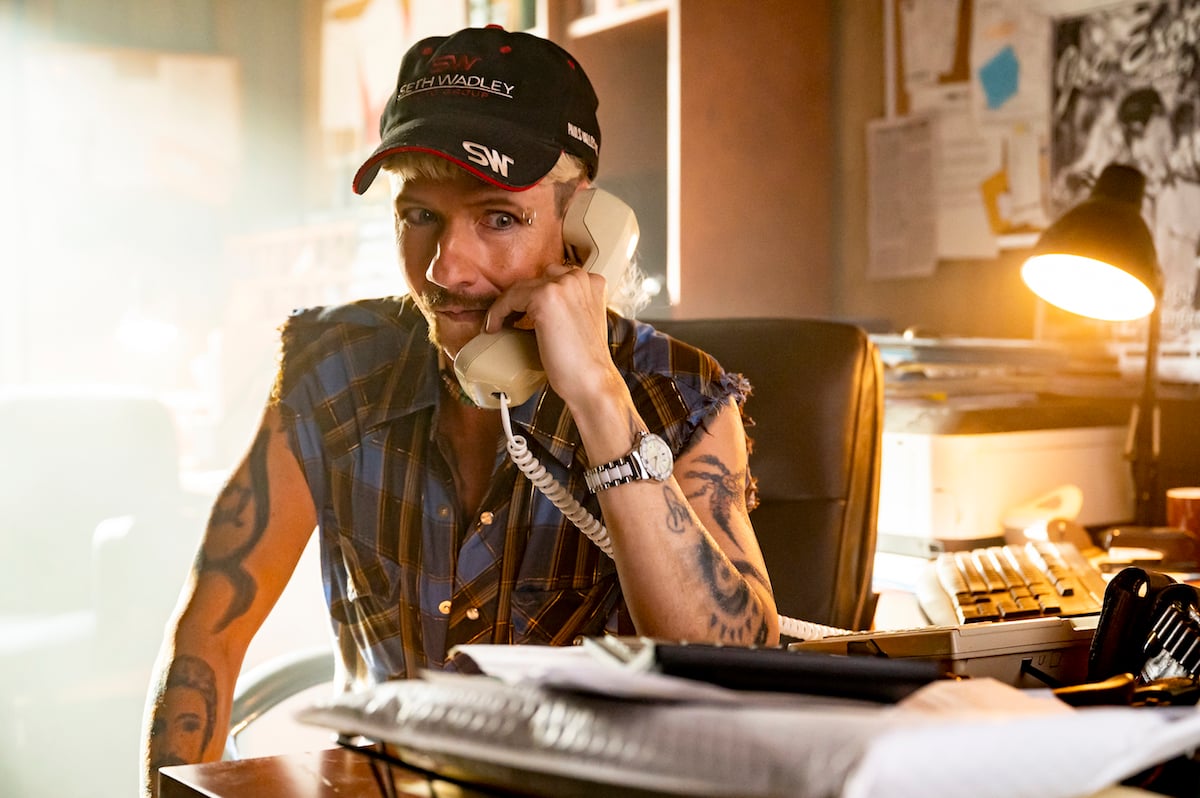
left=978, top=45, right=1019, bottom=110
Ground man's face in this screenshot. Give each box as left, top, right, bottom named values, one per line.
left=1129, top=113, right=1174, bottom=184
left=392, top=172, right=567, bottom=358
left=150, top=685, right=211, bottom=766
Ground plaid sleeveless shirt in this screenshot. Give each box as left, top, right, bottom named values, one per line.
left=273, top=296, right=748, bottom=686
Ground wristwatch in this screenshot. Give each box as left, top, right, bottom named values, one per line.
left=584, top=431, right=675, bottom=493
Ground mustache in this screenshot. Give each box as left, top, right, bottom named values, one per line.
left=420, top=287, right=495, bottom=311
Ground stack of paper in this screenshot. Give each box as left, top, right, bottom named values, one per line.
left=297, top=642, right=1200, bottom=797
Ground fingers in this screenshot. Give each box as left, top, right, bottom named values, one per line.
left=483, top=263, right=599, bottom=333
left=543, top=261, right=576, bottom=276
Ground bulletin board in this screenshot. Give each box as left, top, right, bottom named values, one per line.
left=876, top=0, right=1200, bottom=342
left=874, top=0, right=1052, bottom=278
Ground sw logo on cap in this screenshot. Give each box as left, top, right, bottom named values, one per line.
left=462, top=141, right=514, bottom=177
left=430, top=54, right=481, bottom=73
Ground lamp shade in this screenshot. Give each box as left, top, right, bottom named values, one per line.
left=1021, top=164, right=1160, bottom=321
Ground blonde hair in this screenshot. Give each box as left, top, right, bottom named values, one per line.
left=382, top=151, right=586, bottom=215
left=380, top=151, right=650, bottom=317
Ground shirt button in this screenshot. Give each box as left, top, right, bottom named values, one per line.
left=437, top=505, right=450, bottom=518
left=466, top=607, right=480, bottom=621
left=479, top=511, right=494, bottom=525
left=438, top=600, right=451, bottom=615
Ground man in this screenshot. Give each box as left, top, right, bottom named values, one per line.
left=1117, top=87, right=1173, bottom=191
left=140, top=25, right=777, bottom=795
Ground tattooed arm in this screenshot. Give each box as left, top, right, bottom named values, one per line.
left=139, top=403, right=316, bottom=797
left=481, top=245, right=775, bottom=645
left=584, top=396, right=778, bottom=648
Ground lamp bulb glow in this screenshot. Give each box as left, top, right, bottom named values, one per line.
left=1021, top=253, right=1155, bottom=321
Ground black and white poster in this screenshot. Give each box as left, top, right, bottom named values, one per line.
left=1050, top=0, right=1200, bottom=339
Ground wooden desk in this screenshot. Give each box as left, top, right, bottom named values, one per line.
left=159, top=746, right=501, bottom=798
left=157, top=708, right=1195, bottom=798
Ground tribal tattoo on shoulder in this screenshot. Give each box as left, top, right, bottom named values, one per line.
left=199, top=424, right=274, bottom=633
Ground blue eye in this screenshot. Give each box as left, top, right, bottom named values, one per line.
left=399, top=207, right=438, bottom=226
left=479, top=211, right=519, bottom=230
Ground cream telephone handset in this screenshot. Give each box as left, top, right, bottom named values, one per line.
left=452, top=188, right=640, bottom=409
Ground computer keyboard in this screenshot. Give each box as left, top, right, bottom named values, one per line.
left=792, top=541, right=1109, bottom=686
left=918, top=540, right=1108, bottom=626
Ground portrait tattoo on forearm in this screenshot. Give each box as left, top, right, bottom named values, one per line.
left=149, top=655, right=218, bottom=770
left=200, top=425, right=273, bottom=632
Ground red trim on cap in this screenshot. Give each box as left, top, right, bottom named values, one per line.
left=353, top=145, right=542, bottom=193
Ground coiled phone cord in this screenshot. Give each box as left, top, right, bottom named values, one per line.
left=499, top=393, right=612, bottom=557
left=498, top=393, right=851, bottom=641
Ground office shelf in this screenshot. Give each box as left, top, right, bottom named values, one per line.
left=542, top=0, right=835, bottom=317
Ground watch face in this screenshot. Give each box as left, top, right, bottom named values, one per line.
left=638, top=433, right=674, bottom=480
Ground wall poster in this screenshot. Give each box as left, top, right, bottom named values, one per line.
left=1050, top=1, right=1200, bottom=340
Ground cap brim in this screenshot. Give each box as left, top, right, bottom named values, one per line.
left=352, top=113, right=564, bottom=194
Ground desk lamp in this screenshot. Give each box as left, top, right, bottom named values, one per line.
left=1021, top=163, right=1162, bottom=527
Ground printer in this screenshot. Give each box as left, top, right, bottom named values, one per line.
left=876, top=390, right=1134, bottom=555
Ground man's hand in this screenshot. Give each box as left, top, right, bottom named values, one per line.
left=482, top=262, right=620, bottom=409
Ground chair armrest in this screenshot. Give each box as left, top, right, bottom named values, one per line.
left=224, top=646, right=335, bottom=760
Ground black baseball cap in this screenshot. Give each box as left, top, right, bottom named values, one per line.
left=352, top=25, right=601, bottom=194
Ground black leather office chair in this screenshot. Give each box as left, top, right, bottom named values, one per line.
left=650, top=317, right=884, bottom=632
left=223, top=316, right=885, bottom=755
left=224, top=645, right=338, bottom=760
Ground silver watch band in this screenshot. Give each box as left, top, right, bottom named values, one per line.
left=584, top=453, right=647, bottom=493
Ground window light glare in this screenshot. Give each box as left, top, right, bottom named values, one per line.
left=625, top=232, right=640, bottom=262
left=1021, top=253, right=1155, bottom=321
left=115, top=316, right=179, bottom=356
